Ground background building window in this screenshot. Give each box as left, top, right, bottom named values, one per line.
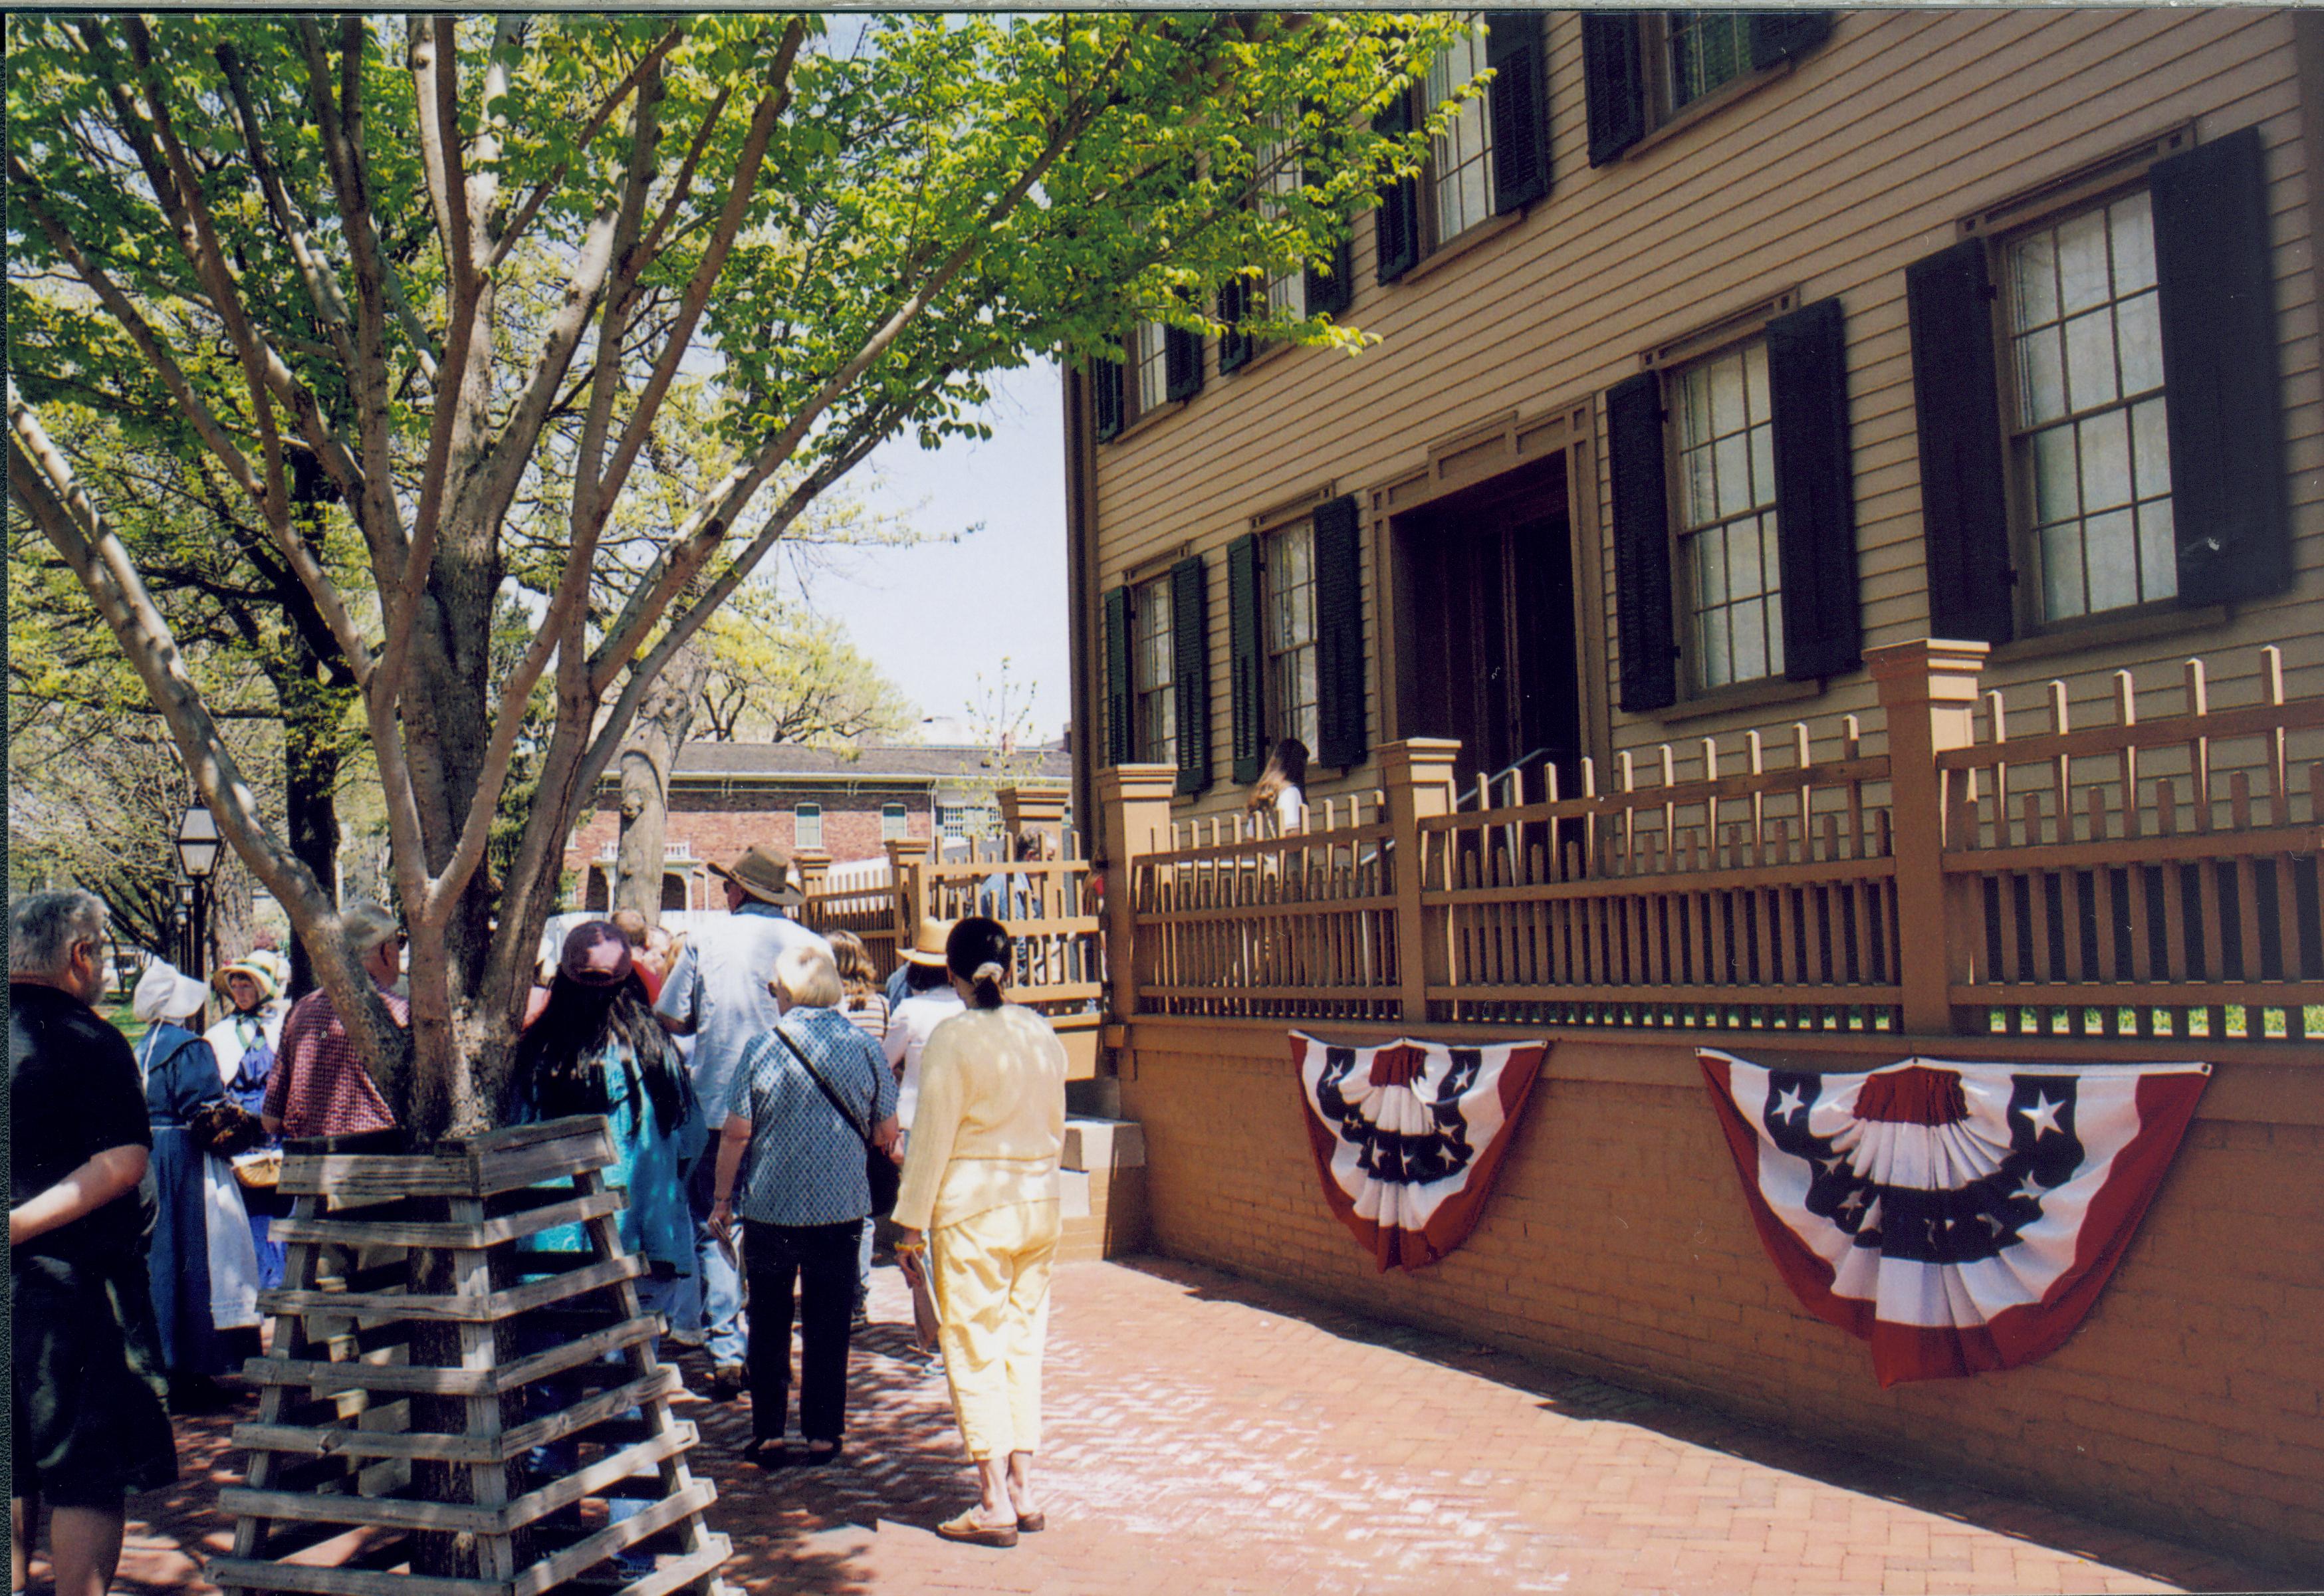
left=794, top=801, right=823, bottom=852
left=1264, top=520, right=1319, bottom=752
left=1673, top=340, right=1784, bottom=689
left=1426, top=16, right=1495, bottom=247
left=1133, top=573, right=1177, bottom=765
left=880, top=800, right=909, bottom=841
left=2003, top=190, right=2172, bottom=622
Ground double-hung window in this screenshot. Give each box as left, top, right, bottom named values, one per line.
left=1264, top=520, right=1320, bottom=751
left=1607, top=294, right=1860, bottom=714
left=1132, top=573, right=1176, bottom=766
left=1582, top=12, right=1834, bottom=167
left=880, top=801, right=909, bottom=842
left=2002, top=193, right=2173, bottom=621
left=1906, top=126, right=2291, bottom=644
left=793, top=802, right=823, bottom=853
left=1375, top=13, right=1548, bottom=284
left=1103, top=558, right=1214, bottom=792
left=1090, top=317, right=1202, bottom=439
left=1672, top=340, right=1784, bottom=689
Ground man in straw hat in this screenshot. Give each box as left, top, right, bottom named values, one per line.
left=655, top=843, right=831, bottom=1397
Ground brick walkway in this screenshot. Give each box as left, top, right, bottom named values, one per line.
left=108, top=1258, right=2287, bottom=1596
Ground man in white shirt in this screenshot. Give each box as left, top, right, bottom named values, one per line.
left=655, top=844, right=832, bottom=1397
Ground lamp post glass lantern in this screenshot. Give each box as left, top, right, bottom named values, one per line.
left=175, top=803, right=219, bottom=980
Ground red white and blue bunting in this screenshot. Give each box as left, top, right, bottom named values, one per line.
left=1699, top=1049, right=2209, bottom=1387
left=1294, top=1032, right=1547, bottom=1272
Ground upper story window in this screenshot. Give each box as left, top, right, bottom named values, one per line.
left=1219, top=125, right=1354, bottom=374
left=880, top=800, right=909, bottom=842
left=1264, top=519, right=1320, bottom=751
left=1426, top=17, right=1496, bottom=247
left=794, top=801, right=823, bottom=852
left=1260, top=124, right=1306, bottom=321
left=1375, top=12, right=1548, bottom=284
left=1672, top=340, right=1784, bottom=689
left=1132, top=572, right=1176, bottom=766
left=1129, top=322, right=1171, bottom=415
left=1905, top=126, right=2291, bottom=647
left=2002, top=191, right=2173, bottom=622
left=1583, top=12, right=1834, bottom=167
left=1091, top=318, right=1201, bottom=441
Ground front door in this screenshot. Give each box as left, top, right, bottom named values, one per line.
left=1398, top=458, right=1583, bottom=801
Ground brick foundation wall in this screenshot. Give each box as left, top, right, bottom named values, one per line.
left=1115, top=1019, right=2324, bottom=1576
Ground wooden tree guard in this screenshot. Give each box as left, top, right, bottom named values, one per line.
left=209, top=1118, right=731, bottom=1596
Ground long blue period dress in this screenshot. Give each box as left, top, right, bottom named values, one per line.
left=136, top=1023, right=257, bottom=1379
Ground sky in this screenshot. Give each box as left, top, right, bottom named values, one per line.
left=782, top=360, right=1074, bottom=746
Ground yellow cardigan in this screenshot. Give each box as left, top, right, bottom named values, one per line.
left=891, top=1004, right=1068, bottom=1232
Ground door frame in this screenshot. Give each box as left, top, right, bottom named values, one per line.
left=1375, top=398, right=1611, bottom=782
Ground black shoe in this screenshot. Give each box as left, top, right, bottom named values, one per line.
left=739, top=1436, right=786, bottom=1469
left=798, top=1438, right=842, bottom=1468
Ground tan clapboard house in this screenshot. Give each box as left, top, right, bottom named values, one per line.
left=1052, top=12, right=2324, bottom=1574
left=1062, top=8, right=2315, bottom=823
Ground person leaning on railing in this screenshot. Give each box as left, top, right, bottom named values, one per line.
left=890, top=917, right=1068, bottom=1549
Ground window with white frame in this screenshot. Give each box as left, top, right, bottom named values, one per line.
left=2002, top=189, right=2174, bottom=622
left=794, top=801, right=822, bottom=852
left=1264, top=519, right=1318, bottom=752
left=880, top=801, right=909, bottom=842
left=1426, top=15, right=1495, bottom=247
left=1130, top=321, right=1171, bottom=415
left=1672, top=339, right=1785, bottom=689
left=1133, top=573, right=1176, bottom=765
left=1259, top=120, right=1304, bottom=320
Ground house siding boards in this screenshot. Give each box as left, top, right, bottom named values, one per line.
left=1079, top=10, right=2320, bottom=810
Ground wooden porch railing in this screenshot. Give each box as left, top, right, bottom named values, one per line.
left=1110, top=639, right=2321, bottom=1046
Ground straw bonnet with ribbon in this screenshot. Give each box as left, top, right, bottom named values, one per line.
left=133, top=959, right=210, bottom=1024
left=708, top=843, right=804, bottom=907
left=216, top=957, right=283, bottom=1004
left=901, top=916, right=959, bottom=969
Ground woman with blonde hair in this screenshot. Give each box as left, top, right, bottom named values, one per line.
left=892, top=916, right=1068, bottom=1547
left=1245, top=737, right=1309, bottom=834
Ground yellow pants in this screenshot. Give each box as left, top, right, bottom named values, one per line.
left=929, top=1198, right=1060, bottom=1461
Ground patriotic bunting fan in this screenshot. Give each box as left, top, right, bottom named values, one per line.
left=1699, top=1049, right=2208, bottom=1387
left=1294, top=1032, right=1546, bottom=1272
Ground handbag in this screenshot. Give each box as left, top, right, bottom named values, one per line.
left=770, top=1023, right=900, bottom=1218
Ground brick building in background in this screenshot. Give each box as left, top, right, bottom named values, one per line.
left=562, top=740, right=1072, bottom=911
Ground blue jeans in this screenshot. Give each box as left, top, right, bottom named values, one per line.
left=682, top=1149, right=747, bottom=1367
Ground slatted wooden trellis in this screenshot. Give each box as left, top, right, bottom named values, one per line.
left=207, top=1117, right=730, bottom=1596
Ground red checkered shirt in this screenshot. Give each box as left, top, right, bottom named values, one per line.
left=262, top=985, right=406, bottom=1139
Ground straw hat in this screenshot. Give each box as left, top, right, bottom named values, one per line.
left=707, top=843, right=804, bottom=907
left=901, top=916, right=958, bottom=969
left=133, top=959, right=209, bottom=1024
left=217, top=959, right=281, bottom=1003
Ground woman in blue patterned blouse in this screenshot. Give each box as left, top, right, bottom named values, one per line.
left=710, top=941, right=900, bottom=1466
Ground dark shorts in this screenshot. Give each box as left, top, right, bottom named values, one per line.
left=11, top=1252, right=178, bottom=1506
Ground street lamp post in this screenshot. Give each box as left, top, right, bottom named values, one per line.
left=175, top=803, right=221, bottom=981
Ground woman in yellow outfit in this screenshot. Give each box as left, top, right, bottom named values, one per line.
left=891, top=916, right=1068, bottom=1549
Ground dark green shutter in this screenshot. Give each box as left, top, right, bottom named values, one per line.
left=1608, top=371, right=1677, bottom=713
left=1306, top=235, right=1354, bottom=318
left=1488, top=12, right=1550, bottom=213
left=1750, top=12, right=1835, bottom=70
left=1219, top=278, right=1254, bottom=374
left=1905, top=239, right=2016, bottom=644
left=1313, top=494, right=1367, bottom=768
left=1092, top=358, right=1125, bottom=443
left=1766, top=296, right=1859, bottom=681
left=1582, top=14, right=1646, bottom=168
left=2152, top=126, right=2291, bottom=606
left=1373, top=92, right=1421, bottom=284
left=1165, top=322, right=1203, bottom=403
left=1104, top=584, right=1133, bottom=765
left=1171, top=555, right=1211, bottom=795
left=1228, top=534, right=1266, bottom=784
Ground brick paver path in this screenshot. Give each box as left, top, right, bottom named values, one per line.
left=105, top=1258, right=2289, bottom=1596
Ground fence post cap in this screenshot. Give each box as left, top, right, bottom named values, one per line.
left=1095, top=764, right=1179, bottom=804
left=1374, top=739, right=1463, bottom=782
left=1864, top=637, right=1991, bottom=682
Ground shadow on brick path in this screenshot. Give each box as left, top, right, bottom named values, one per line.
left=90, top=1257, right=2301, bottom=1596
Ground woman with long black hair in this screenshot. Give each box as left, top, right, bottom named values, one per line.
left=891, top=917, right=1069, bottom=1547
left=505, top=921, right=696, bottom=1321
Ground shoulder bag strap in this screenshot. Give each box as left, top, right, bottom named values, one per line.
left=770, top=1023, right=874, bottom=1149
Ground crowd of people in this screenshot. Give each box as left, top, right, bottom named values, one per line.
left=9, top=838, right=1074, bottom=1589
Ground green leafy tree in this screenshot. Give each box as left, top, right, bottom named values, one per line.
left=7, top=11, right=1474, bottom=1134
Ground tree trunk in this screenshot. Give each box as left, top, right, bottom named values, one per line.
left=614, top=649, right=705, bottom=929
left=278, top=655, right=346, bottom=1002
